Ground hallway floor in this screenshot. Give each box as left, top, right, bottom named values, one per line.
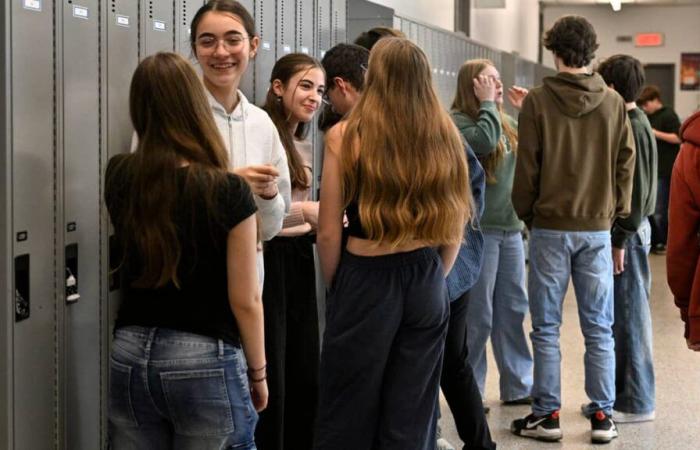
left=439, top=253, right=700, bottom=449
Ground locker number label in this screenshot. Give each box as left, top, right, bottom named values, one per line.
left=72, top=5, right=89, bottom=20
left=262, top=41, right=271, bottom=51
left=116, top=15, right=130, bottom=27
left=23, top=0, right=41, bottom=11
left=153, top=20, right=167, bottom=31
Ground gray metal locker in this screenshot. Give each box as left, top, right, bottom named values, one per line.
left=141, top=0, right=175, bottom=57
left=331, top=0, right=346, bottom=45
left=59, top=1, right=102, bottom=448
left=254, top=0, right=275, bottom=105
left=295, top=0, right=313, bottom=55
left=176, top=0, right=206, bottom=57
left=7, top=1, right=57, bottom=448
left=316, top=0, right=331, bottom=59
left=0, top=0, right=10, bottom=445
left=277, top=0, right=295, bottom=58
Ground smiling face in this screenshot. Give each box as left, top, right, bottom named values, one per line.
left=479, top=64, right=504, bottom=104
left=274, top=66, right=326, bottom=125
left=193, top=11, right=259, bottom=94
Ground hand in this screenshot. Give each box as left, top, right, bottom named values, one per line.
left=687, top=339, right=700, bottom=352
left=612, top=247, right=625, bottom=275
left=301, top=201, right=320, bottom=230
left=233, top=165, right=279, bottom=198
left=507, top=86, right=529, bottom=110
left=250, top=379, right=269, bottom=412
left=473, top=75, right=497, bottom=102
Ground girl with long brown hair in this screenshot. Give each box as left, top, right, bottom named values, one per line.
left=315, top=37, right=472, bottom=449
left=451, top=59, right=533, bottom=406
left=256, top=53, right=325, bottom=450
left=105, top=52, right=266, bottom=449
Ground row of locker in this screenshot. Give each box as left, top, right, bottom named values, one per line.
left=0, top=1, right=347, bottom=449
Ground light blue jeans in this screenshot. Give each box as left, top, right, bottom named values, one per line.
left=109, top=326, right=258, bottom=450
left=613, top=219, right=655, bottom=414
left=467, top=230, right=533, bottom=401
left=528, top=228, right=615, bottom=416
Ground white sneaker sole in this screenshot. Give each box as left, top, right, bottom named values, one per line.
left=518, top=426, right=563, bottom=442
left=591, top=429, right=619, bottom=444
left=613, top=410, right=655, bottom=423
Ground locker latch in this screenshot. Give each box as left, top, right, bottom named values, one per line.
left=66, top=267, right=80, bottom=303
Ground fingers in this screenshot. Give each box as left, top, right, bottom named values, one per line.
left=249, top=164, right=279, bottom=177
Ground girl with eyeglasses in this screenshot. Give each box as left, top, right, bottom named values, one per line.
left=191, top=0, right=292, bottom=289
left=451, top=59, right=533, bottom=407
left=105, top=52, right=265, bottom=449
left=315, top=37, right=473, bottom=449
left=256, top=53, right=325, bottom=450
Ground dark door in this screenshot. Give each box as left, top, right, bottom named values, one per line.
left=644, top=63, right=675, bottom=108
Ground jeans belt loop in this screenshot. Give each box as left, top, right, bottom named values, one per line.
left=218, top=339, right=224, bottom=359
left=144, top=327, right=157, bottom=359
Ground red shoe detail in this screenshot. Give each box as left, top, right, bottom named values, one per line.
left=595, top=410, right=606, bottom=421
left=551, top=410, right=560, bottom=419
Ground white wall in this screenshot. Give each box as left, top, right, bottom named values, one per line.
left=470, top=0, right=541, bottom=62
left=370, top=0, right=454, bottom=31
left=543, top=5, right=700, bottom=120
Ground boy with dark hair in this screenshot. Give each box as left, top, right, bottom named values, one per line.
left=511, top=15, right=635, bottom=444
left=596, top=55, right=658, bottom=423
left=637, top=85, right=682, bottom=254
left=353, top=26, right=406, bottom=51
left=318, top=43, right=369, bottom=131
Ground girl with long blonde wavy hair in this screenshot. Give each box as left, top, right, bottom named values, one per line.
left=451, top=58, right=534, bottom=406
left=315, top=37, right=472, bottom=449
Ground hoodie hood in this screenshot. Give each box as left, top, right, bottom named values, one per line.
left=543, top=72, right=608, bottom=118
left=681, top=110, right=700, bottom=147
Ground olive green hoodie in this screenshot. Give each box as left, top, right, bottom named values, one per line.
left=512, top=72, right=636, bottom=231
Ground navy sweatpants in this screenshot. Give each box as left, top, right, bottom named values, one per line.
left=314, top=247, right=449, bottom=450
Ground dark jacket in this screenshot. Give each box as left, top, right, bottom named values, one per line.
left=667, top=110, right=700, bottom=343
left=512, top=72, right=636, bottom=231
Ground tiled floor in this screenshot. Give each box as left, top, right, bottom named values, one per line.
left=438, top=253, right=700, bottom=449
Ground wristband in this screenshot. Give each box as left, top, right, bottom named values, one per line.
left=248, top=364, right=266, bottom=374
left=250, top=374, right=267, bottom=383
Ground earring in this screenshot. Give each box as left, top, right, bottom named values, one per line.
left=276, top=96, right=282, bottom=103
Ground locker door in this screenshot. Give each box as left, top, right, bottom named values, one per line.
left=254, top=0, right=275, bottom=105
left=316, top=0, right=331, bottom=60
left=60, top=2, right=101, bottom=447
left=330, top=0, right=346, bottom=46
left=176, top=0, right=206, bottom=57
left=10, top=1, right=57, bottom=448
left=296, top=0, right=313, bottom=55
left=276, top=0, right=295, bottom=58
left=238, top=0, right=254, bottom=100
left=141, top=0, right=175, bottom=57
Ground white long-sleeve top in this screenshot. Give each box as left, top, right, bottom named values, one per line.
left=207, top=90, right=291, bottom=286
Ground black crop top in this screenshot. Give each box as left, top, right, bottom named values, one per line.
left=345, top=199, right=367, bottom=239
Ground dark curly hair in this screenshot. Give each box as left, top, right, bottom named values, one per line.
left=543, top=15, right=599, bottom=68
left=597, top=55, right=645, bottom=103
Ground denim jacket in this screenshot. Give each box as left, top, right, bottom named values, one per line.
left=446, top=142, right=485, bottom=301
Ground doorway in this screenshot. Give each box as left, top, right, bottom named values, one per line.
left=644, top=63, right=675, bottom=108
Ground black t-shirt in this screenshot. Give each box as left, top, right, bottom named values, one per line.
left=648, top=106, right=681, bottom=178
left=105, top=155, right=257, bottom=345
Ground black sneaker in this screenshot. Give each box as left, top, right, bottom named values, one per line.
left=591, top=410, right=618, bottom=444
left=511, top=410, right=563, bottom=442
left=503, top=396, right=533, bottom=406
left=651, top=243, right=666, bottom=255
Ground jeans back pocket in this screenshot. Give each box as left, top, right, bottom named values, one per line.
left=109, top=358, right=139, bottom=427
left=160, top=368, right=235, bottom=437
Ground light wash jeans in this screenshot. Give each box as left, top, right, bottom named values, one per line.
left=613, top=219, right=655, bottom=414
left=528, top=228, right=615, bottom=416
left=467, top=230, right=533, bottom=401
left=109, top=326, right=258, bottom=450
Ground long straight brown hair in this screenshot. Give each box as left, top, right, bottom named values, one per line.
left=108, top=52, right=231, bottom=288
left=452, top=59, right=518, bottom=184
left=340, top=38, right=472, bottom=248
left=263, top=53, right=324, bottom=190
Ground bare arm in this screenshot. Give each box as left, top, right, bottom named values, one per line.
left=317, top=126, right=345, bottom=286
left=439, top=242, right=461, bottom=276
left=226, top=215, right=268, bottom=411
left=653, top=129, right=682, bottom=144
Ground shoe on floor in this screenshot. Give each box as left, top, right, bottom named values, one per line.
left=511, top=410, right=563, bottom=442
left=436, top=438, right=456, bottom=450
left=613, top=409, right=655, bottom=423
left=503, top=396, right=533, bottom=405
left=651, top=243, right=666, bottom=254
left=591, top=410, right=618, bottom=444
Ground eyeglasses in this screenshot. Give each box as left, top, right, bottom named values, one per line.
left=196, top=34, right=249, bottom=53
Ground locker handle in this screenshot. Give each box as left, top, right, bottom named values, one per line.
left=65, top=243, right=80, bottom=303
left=15, top=254, right=30, bottom=321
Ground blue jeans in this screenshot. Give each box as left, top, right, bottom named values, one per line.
left=613, top=219, right=655, bottom=414
left=109, top=326, right=258, bottom=450
left=650, top=176, right=669, bottom=246
left=528, top=228, right=615, bottom=416
left=467, top=230, right=533, bottom=401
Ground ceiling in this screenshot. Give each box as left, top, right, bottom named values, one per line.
left=540, top=0, right=700, bottom=5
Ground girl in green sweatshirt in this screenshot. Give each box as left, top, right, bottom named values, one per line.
left=451, top=59, right=533, bottom=405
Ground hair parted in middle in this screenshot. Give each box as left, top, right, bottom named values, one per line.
left=452, top=59, right=518, bottom=184
left=340, top=37, right=472, bottom=248
left=113, top=51, right=231, bottom=289
left=263, top=53, right=325, bottom=190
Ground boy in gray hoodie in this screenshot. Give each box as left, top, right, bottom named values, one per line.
left=510, top=15, right=635, bottom=445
